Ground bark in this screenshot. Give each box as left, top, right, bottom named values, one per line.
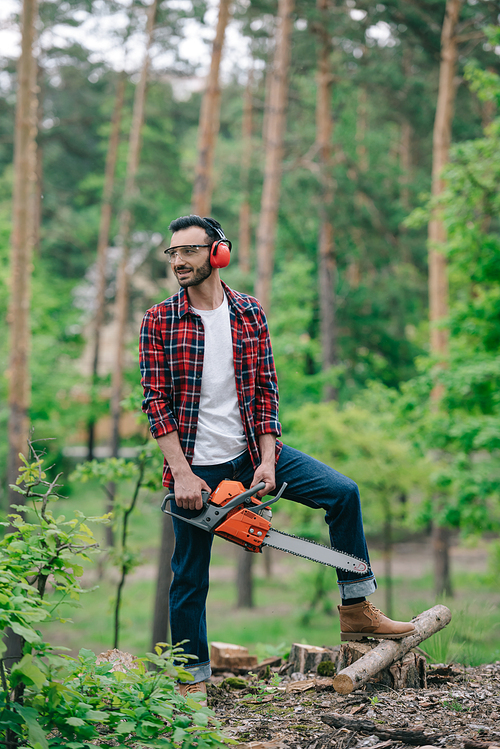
left=432, top=523, right=453, bottom=597
left=287, top=643, right=337, bottom=675
left=236, top=548, right=254, bottom=608
left=316, top=0, right=337, bottom=402
left=151, top=512, right=175, bottom=649
left=254, top=0, right=294, bottom=315
left=7, top=0, right=38, bottom=508
left=399, top=119, right=412, bottom=212
left=191, top=0, right=232, bottom=216
left=382, top=510, right=393, bottom=619
left=32, top=61, right=43, bottom=254
left=428, top=0, right=462, bottom=598
left=321, top=713, right=441, bottom=745
left=238, top=69, right=253, bottom=274
left=337, top=641, right=426, bottom=690
left=110, top=0, right=157, bottom=462
left=428, top=0, right=462, bottom=370
left=356, top=87, right=368, bottom=173
left=332, top=604, right=451, bottom=695
left=88, top=73, right=125, bottom=461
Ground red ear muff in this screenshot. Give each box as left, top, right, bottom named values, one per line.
left=210, top=240, right=231, bottom=268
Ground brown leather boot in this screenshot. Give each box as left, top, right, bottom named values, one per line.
left=178, top=680, right=207, bottom=707
left=338, top=601, right=416, bottom=641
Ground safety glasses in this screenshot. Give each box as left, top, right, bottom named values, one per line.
left=164, top=244, right=211, bottom=263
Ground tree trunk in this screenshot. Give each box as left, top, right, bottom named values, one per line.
left=428, top=0, right=462, bottom=598
left=238, top=68, right=253, bottom=274
left=191, top=0, right=232, bottom=216
left=356, top=87, right=368, bottom=173
left=316, top=0, right=337, bottom=402
left=32, top=61, right=43, bottom=255
left=432, top=523, right=453, bottom=597
left=88, top=72, right=125, bottom=461
left=383, top=510, right=393, bottom=619
left=7, top=0, right=38, bottom=509
left=428, top=0, right=461, bottom=374
left=151, top=512, right=175, bottom=649
left=236, top=548, right=254, bottom=608
left=399, top=120, right=412, bottom=213
left=332, top=604, right=451, bottom=695
left=254, top=0, right=294, bottom=315
left=110, top=0, right=157, bottom=462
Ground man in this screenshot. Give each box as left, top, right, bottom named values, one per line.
left=139, top=215, right=415, bottom=701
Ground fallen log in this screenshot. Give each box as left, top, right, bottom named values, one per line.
left=321, top=713, right=442, bottom=746
left=333, top=604, right=451, bottom=695
left=337, top=640, right=427, bottom=690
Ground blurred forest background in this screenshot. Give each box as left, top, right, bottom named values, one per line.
left=1, top=0, right=500, bottom=664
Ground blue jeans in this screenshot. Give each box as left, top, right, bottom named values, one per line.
left=169, top=445, right=377, bottom=682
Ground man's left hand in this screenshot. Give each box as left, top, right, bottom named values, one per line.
left=251, top=462, right=276, bottom=498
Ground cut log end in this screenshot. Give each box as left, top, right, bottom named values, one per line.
left=331, top=673, right=353, bottom=695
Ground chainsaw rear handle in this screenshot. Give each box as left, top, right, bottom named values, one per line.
left=160, top=481, right=266, bottom=514
left=160, top=481, right=287, bottom=534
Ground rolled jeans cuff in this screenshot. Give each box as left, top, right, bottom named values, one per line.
left=179, top=660, right=211, bottom=684
left=337, top=575, right=377, bottom=600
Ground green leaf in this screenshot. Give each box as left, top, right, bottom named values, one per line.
left=66, top=717, right=86, bottom=727
left=14, top=705, right=49, bottom=749
left=115, top=721, right=136, bottom=734
left=84, top=709, right=109, bottom=721
left=10, top=621, right=43, bottom=644
left=11, top=654, right=46, bottom=690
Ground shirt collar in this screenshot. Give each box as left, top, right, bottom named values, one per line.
left=177, top=281, right=252, bottom=319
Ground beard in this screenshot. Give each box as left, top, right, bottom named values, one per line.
left=174, top=256, right=213, bottom=287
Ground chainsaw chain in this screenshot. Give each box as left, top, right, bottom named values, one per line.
left=265, top=528, right=369, bottom=573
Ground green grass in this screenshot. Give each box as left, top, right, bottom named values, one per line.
left=37, top=480, right=500, bottom=667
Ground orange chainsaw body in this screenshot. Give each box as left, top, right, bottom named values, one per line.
left=209, top=480, right=271, bottom=552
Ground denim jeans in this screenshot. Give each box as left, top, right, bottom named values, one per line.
left=169, top=444, right=377, bottom=682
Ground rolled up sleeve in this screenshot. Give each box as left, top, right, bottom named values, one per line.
left=254, top=311, right=282, bottom=439
left=139, top=309, right=178, bottom=439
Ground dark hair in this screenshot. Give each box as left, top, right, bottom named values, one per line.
left=168, top=215, right=224, bottom=244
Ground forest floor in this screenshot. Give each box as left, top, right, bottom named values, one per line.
left=208, top=659, right=500, bottom=749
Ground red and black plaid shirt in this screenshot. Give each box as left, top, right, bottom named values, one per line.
left=139, top=282, right=282, bottom=488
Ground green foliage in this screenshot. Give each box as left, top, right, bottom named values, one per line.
left=0, top=449, right=105, bottom=657
left=399, top=63, right=500, bottom=536
left=0, top=450, right=228, bottom=749
left=282, top=400, right=429, bottom=536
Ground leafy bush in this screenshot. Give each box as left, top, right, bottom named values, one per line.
left=0, top=448, right=228, bottom=749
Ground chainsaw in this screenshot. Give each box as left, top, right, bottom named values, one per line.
left=160, top=479, right=368, bottom=575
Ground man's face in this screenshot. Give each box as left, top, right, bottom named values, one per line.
left=169, top=226, right=213, bottom=288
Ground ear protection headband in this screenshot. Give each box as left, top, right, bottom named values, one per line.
left=203, top=217, right=232, bottom=268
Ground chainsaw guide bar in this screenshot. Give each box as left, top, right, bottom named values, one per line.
left=161, top=479, right=369, bottom=575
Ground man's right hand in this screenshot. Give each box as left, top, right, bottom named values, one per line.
left=173, top=470, right=212, bottom=511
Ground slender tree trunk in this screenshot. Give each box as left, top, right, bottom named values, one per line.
left=151, top=513, right=175, bottom=649
left=356, top=87, right=368, bottom=173
left=236, top=549, right=254, bottom=608
left=238, top=68, right=253, bottom=274
left=88, top=73, right=125, bottom=461
left=399, top=120, right=412, bottom=213
left=255, top=0, right=294, bottom=314
left=316, top=0, right=337, bottom=402
left=428, top=0, right=462, bottom=598
left=32, top=61, right=43, bottom=255
left=7, top=0, right=38, bottom=509
left=191, top=0, right=232, bottom=216
left=110, top=0, right=157, bottom=462
left=383, top=509, right=393, bottom=619
left=432, top=524, right=453, bottom=597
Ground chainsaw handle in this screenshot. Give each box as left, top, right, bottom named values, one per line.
left=160, top=490, right=210, bottom=514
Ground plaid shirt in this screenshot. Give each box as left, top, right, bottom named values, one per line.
left=139, top=281, right=282, bottom=488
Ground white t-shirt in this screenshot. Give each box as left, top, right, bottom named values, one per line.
left=191, top=294, right=247, bottom=465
